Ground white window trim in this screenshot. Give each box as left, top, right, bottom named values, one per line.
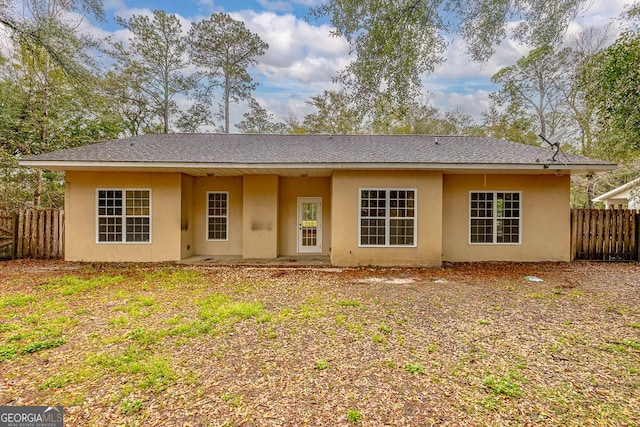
left=358, top=188, right=418, bottom=248
left=96, top=188, right=152, bottom=244
left=206, top=191, right=229, bottom=242
left=468, top=190, right=522, bottom=245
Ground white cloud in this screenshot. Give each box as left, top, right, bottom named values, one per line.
left=233, top=10, right=349, bottom=84
left=59, top=0, right=637, bottom=130
left=429, top=89, right=493, bottom=119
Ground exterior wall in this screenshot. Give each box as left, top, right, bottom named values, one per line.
left=192, top=176, right=243, bottom=256
left=64, top=171, right=182, bottom=262
left=442, top=174, right=571, bottom=262
left=278, top=177, right=331, bottom=256
left=243, top=175, right=279, bottom=258
left=330, top=170, right=443, bottom=267
left=180, top=174, right=195, bottom=259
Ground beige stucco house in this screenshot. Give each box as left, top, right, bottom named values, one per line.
left=20, top=134, right=615, bottom=266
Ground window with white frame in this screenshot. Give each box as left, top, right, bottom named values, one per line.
left=207, top=192, right=228, bottom=240
left=360, top=189, right=416, bottom=246
left=470, top=191, right=520, bottom=244
left=97, top=189, right=151, bottom=243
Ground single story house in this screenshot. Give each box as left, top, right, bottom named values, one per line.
left=592, top=177, right=640, bottom=209
left=20, top=134, right=616, bottom=266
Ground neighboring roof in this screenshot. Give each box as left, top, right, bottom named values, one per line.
left=592, top=177, right=640, bottom=202
left=20, top=133, right=616, bottom=176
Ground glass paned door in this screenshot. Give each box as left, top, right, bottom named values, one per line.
left=297, top=197, right=322, bottom=253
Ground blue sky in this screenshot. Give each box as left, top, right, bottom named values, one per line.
left=92, top=0, right=629, bottom=130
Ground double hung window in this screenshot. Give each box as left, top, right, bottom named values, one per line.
left=97, top=189, right=151, bottom=243
left=207, top=192, right=228, bottom=241
left=470, top=192, right=520, bottom=244
left=360, top=189, right=416, bottom=246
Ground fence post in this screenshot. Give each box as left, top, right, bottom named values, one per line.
left=12, top=212, right=18, bottom=259
left=570, top=209, right=577, bottom=261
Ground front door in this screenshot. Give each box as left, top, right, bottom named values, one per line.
left=297, top=197, right=322, bottom=253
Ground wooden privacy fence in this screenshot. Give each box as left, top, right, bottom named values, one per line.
left=571, top=209, right=638, bottom=261
left=0, top=212, right=18, bottom=259
left=0, top=209, right=64, bottom=259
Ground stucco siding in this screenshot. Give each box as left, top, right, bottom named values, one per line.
left=64, top=171, right=182, bottom=262
left=330, top=170, right=443, bottom=267
left=442, top=174, right=571, bottom=262
left=192, top=176, right=243, bottom=257
left=278, top=177, right=331, bottom=256
left=180, top=175, right=195, bottom=259
left=243, top=175, right=279, bottom=258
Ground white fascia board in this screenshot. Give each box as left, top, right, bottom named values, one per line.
left=18, top=160, right=617, bottom=172
left=592, top=177, right=640, bottom=201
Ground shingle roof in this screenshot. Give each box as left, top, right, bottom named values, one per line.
left=20, top=133, right=615, bottom=171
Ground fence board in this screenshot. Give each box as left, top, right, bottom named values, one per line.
left=7, top=209, right=65, bottom=259
left=0, top=212, right=17, bottom=259
left=571, top=209, right=639, bottom=261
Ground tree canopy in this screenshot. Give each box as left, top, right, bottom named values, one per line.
left=311, top=0, right=590, bottom=109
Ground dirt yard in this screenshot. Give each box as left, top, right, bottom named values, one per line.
left=0, top=260, right=638, bottom=426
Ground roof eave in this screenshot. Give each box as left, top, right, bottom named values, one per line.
left=18, top=160, right=617, bottom=173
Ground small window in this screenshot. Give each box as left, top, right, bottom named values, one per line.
left=207, top=192, right=228, bottom=241
left=97, top=189, right=151, bottom=243
left=359, top=189, right=416, bottom=246
left=470, top=192, right=520, bottom=244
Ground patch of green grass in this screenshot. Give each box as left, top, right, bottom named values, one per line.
left=135, top=295, right=155, bottom=307
left=40, top=373, right=74, bottom=390
left=384, top=359, right=397, bottom=369
left=20, top=338, right=67, bottom=355
left=426, top=342, right=438, bottom=353
left=221, top=392, right=243, bottom=407
left=347, top=409, right=362, bottom=423
left=134, top=356, right=175, bottom=391
left=7, top=333, right=28, bottom=342
left=482, top=373, right=524, bottom=398
left=405, top=363, right=424, bottom=375
left=109, top=316, right=128, bottom=327
left=629, top=323, right=640, bottom=329
left=48, top=275, right=124, bottom=296
left=372, top=333, right=385, bottom=344
left=0, top=293, right=37, bottom=308
left=0, top=323, right=19, bottom=333
left=89, top=345, right=148, bottom=371
left=198, top=294, right=265, bottom=325
left=127, top=328, right=162, bottom=345
left=378, top=323, right=392, bottom=334
left=314, top=359, right=330, bottom=370
left=298, top=298, right=326, bottom=319
left=338, top=300, right=361, bottom=307
left=120, top=398, right=144, bottom=415
left=478, top=319, right=491, bottom=325
left=22, top=314, right=40, bottom=325
left=623, top=340, right=640, bottom=350
left=89, top=347, right=175, bottom=391
left=603, top=340, right=640, bottom=353
left=481, top=395, right=499, bottom=410
left=0, top=345, right=17, bottom=362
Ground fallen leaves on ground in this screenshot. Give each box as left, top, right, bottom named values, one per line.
left=0, top=260, right=639, bottom=426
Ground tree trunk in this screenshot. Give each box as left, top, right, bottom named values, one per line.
left=224, top=74, right=230, bottom=133
left=34, top=169, right=43, bottom=209
left=586, top=172, right=595, bottom=209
